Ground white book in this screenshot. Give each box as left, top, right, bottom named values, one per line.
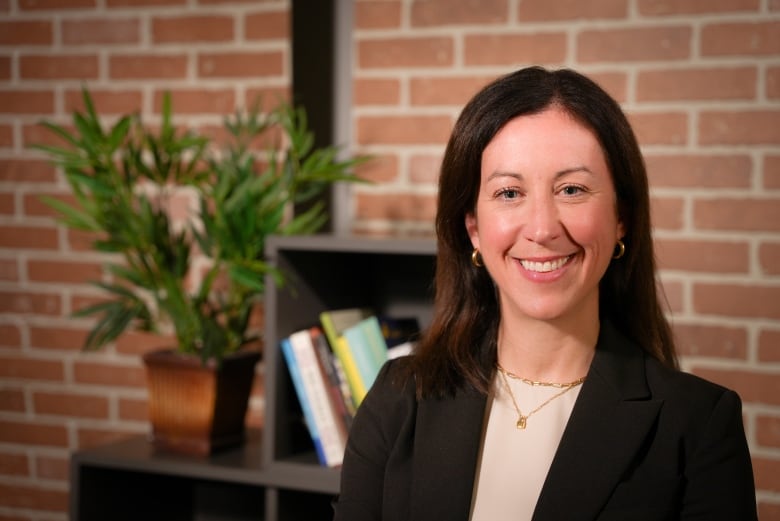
left=288, top=328, right=346, bottom=467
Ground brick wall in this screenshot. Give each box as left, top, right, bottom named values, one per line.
left=0, top=0, right=778, bottom=519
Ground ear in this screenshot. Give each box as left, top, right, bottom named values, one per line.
left=616, top=217, right=626, bottom=242
left=465, top=212, right=479, bottom=249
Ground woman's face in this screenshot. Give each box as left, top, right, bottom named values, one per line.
left=465, top=106, right=624, bottom=327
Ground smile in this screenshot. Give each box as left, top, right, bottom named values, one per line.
left=519, top=255, right=572, bottom=273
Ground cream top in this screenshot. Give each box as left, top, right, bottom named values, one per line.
left=469, top=372, right=583, bottom=521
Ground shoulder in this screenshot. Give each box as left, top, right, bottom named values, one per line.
left=354, top=356, right=418, bottom=428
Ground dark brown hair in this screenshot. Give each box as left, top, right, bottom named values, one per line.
left=411, top=66, right=678, bottom=398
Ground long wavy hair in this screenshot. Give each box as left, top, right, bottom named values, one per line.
left=410, top=66, right=678, bottom=398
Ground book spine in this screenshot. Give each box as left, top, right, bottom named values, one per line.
left=279, top=337, right=326, bottom=466
left=360, top=315, right=389, bottom=373
left=289, top=329, right=346, bottom=467
left=332, top=335, right=367, bottom=407
left=312, top=329, right=355, bottom=430
left=343, top=324, right=381, bottom=399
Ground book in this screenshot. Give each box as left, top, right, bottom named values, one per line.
left=283, top=328, right=348, bottom=467
left=311, top=326, right=355, bottom=430
left=320, top=308, right=373, bottom=407
left=341, top=315, right=392, bottom=405
left=279, top=336, right=325, bottom=465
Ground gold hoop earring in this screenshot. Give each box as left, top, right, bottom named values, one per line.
left=612, top=240, right=626, bottom=260
left=471, top=248, right=483, bottom=267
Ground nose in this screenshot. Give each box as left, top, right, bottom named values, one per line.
left=522, top=193, right=561, bottom=244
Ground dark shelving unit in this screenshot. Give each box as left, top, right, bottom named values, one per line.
left=70, top=234, right=437, bottom=520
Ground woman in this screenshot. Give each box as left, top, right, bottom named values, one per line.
left=332, top=66, right=757, bottom=520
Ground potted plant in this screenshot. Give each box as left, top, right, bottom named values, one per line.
left=36, top=90, right=367, bottom=455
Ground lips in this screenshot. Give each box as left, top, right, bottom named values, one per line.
left=519, top=255, right=572, bottom=273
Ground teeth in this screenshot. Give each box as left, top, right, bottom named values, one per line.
left=520, top=256, right=571, bottom=273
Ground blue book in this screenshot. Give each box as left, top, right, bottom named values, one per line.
left=280, top=337, right=326, bottom=466
left=342, top=316, right=388, bottom=394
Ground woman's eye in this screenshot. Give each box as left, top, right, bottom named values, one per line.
left=560, top=184, right=585, bottom=196
left=496, top=188, right=521, bottom=200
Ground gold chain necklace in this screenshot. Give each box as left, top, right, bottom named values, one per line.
left=497, top=366, right=585, bottom=430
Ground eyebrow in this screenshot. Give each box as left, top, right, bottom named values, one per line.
left=486, top=166, right=594, bottom=182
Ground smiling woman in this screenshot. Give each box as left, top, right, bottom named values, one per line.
left=332, top=66, right=758, bottom=521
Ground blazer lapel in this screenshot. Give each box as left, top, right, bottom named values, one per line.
left=533, top=323, right=663, bottom=521
left=410, top=389, right=487, bottom=521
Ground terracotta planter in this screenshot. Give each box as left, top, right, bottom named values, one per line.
left=143, top=349, right=261, bottom=456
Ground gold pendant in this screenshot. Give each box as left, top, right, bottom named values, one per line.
left=516, top=416, right=527, bottom=429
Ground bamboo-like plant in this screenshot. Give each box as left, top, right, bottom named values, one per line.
left=37, top=90, right=367, bottom=364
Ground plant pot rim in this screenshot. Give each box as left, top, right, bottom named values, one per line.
left=142, top=348, right=262, bottom=369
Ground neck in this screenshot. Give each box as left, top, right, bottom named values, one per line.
left=496, top=315, right=599, bottom=384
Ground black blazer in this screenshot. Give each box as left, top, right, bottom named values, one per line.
left=333, top=323, right=757, bottom=521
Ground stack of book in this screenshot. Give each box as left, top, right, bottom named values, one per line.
left=279, top=308, right=419, bottom=467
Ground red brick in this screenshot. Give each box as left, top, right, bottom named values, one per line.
left=243, top=87, right=291, bottom=113
left=23, top=122, right=73, bottom=148
left=586, top=72, right=628, bottom=103
left=0, top=258, right=18, bottom=282
left=63, top=89, right=143, bottom=115
left=0, top=192, right=13, bottom=215
left=650, top=196, right=684, bottom=230
left=409, top=154, right=442, bottom=184
left=152, top=89, right=235, bottom=115
left=701, top=21, right=780, bottom=56
left=694, top=198, right=780, bottom=232
left=411, top=0, right=508, bottom=26
left=0, top=225, right=59, bottom=249
left=760, top=154, right=777, bottom=187
left=0, top=56, right=9, bottom=81
left=636, top=67, right=757, bottom=101
left=152, top=15, right=234, bottom=44
left=659, top=278, right=683, bottom=313
left=629, top=112, right=688, bottom=146
left=692, top=368, right=780, bottom=407
left=20, top=54, right=99, bottom=80
left=115, top=330, right=173, bottom=355
left=356, top=192, right=436, bottom=222
left=19, top=0, right=94, bottom=9
left=0, top=389, right=25, bottom=413
left=355, top=0, right=402, bottom=29
left=353, top=78, right=401, bottom=105
left=645, top=154, right=751, bottom=189
left=768, top=66, right=780, bottom=99
left=245, top=10, right=289, bottom=40
left=62, top=18, right=140, bottom=45
left=639, top=0, right=760, bottom=15
left=355, top=154, right=399, bottom=184
left=359, top=37, right=454, bottom=68
left=700, top=110, right=780, bottom=145
left=758, top=501, right=780, bottom=521
left=0, top=21, right=52, bottom=45
left=0, top=356, right=64, bottom=381
left=0, top=90, right=55, bottom=115
left=198, top=51, right=284, bottom=78
left=73, top=360, right=146, bottom=388
left=753, top=457, right=780, bottom=493
left=35, top=454, right=69, bottom=480
left=107, top=0, right=185, bottom=6
left=27, top=259, right=103, bottom=284
left=33, top=390, right=109, bottom=419
left=0, top=451, right=29, bottom=476
left=0, top=290, right=61, bottom=315
left=0, top=125, right=12, bottom=148
left=578, top=26, right=691, bottom=62
left=758, top=330, right=780, bottom=362
left=410, top=75, right=494, bottom=106
left=519, top=0, right=626, bottom=20
left=0, top=483, right=68, bottom=512
left=0, top=159, right=57, bottom=183
left=655, top=238, right=749, bottom=274
left=693, top=283, right=780, bottom=320
left=29, top=325, right=89, bottom=351
left=673, top=323, right=747, bottom=359
left=109, top=54, right=188, bottom=80
left=0, top=324, right=22, bottom=348
left=119, top=396, right=149, bottom=422
left=357, top=115, right=452, bottom=145
left=0, top=420, right=68, bottom=447
left=757, top=414, right=780, bottom=448
left=464, top=33, right=567, bottom=65
left=760, top=242, right=780, bottom=276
